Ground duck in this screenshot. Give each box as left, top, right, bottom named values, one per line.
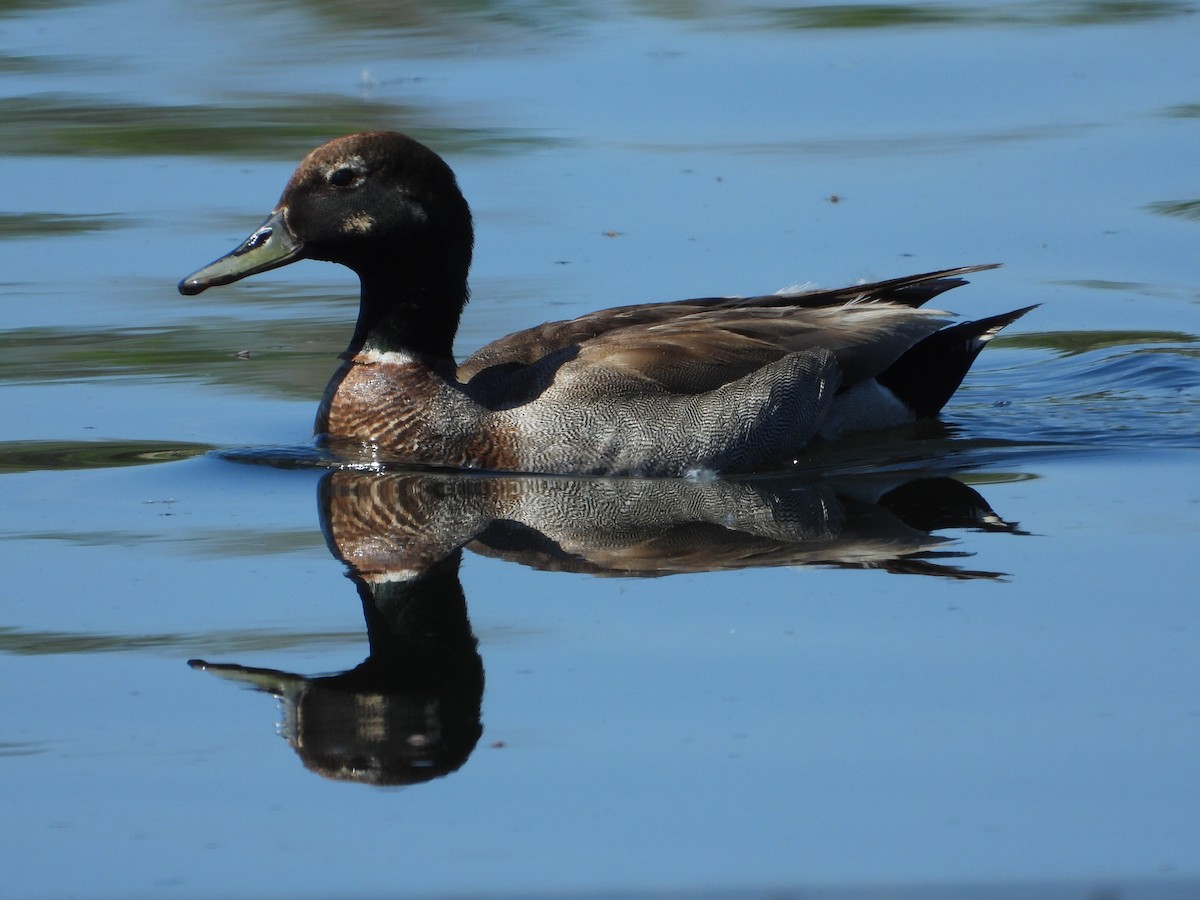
left=179, top=131, right=1033, bottom=476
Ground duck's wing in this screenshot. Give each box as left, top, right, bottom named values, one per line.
left=461, top=265, right=997, bottom=399
left=568, top=303, right=956, bottom=393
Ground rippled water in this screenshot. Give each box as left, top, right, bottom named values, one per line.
left=2, top=2, right=1199, bottom=898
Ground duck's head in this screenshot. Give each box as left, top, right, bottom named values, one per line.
left=179, top=133, right=475, bottom=351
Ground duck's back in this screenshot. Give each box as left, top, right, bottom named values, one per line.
left=458, top=266, right=986, bottom=402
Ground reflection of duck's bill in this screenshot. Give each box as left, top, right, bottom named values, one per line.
left=178, top=207, right=303, bottom=295
left=188, top=657, right=299, bottom=695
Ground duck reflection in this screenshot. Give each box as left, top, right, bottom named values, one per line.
left=191, top=468, right=1021, bottom=786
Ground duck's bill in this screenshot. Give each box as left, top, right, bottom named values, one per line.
left=178, top=208, right=303, bottom=296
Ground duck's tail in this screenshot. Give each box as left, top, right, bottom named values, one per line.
left=877, top=304, right=1038, bottom=419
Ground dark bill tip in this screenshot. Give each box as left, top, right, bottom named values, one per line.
left=178, top=277, right=209, bottom=296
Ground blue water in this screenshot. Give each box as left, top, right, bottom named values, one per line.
left=2, top=2, right=1199, bottom=897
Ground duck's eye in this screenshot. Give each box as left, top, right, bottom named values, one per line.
left=328, top=167, right=359, bottom=188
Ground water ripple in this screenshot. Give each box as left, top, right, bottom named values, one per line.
left=961, top=336, right=1200, bottom=450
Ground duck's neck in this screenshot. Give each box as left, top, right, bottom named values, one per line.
left=316, top=272, right=474, bottom=446
left=343, top=269, right=467, bottom=367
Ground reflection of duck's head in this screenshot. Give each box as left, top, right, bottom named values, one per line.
left=189, top=552, right=484, bottom=787
left=180, top=131, right=1034, bottom=476
left=190, top=657, right=482, bottom=787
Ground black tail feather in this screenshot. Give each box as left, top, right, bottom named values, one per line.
left=878, top=304, right=1037, bottom=419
